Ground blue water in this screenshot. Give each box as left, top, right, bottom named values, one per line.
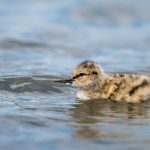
left=0, top=0, right=150, bottom=149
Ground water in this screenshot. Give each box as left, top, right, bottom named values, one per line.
left=0, top=0, right=150, bottom=149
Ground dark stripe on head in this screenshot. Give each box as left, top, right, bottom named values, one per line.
left=73, top=73, right=87, bottom=79
left=129, top=79, right=149, bottom=96
left=73, top=71, right=98, bottom=80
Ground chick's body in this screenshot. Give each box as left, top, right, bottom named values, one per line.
left=72, top=61, right=150, bottom=103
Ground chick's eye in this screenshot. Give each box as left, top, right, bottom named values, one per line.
left=92, top=71, right=98, bottom=75
left=79, top=73, right=87, bottom=77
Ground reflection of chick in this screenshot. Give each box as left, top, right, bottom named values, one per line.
left=72, top=60, right=150, bottom=103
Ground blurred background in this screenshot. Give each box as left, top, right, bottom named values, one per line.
left=0, top=0, right=150, bottom=76
left=0, top=0, right=150, bottom=150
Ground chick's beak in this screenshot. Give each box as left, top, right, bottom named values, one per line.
left=54, top=78, right=73, bottom=84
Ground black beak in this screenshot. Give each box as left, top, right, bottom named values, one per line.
left=54, top=78, right=73, bottom=84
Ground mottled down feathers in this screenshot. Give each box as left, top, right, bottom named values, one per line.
left=72, top=61, right=150, bottom=103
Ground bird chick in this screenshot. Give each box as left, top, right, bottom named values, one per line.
left=72, top=60, right=150, bottom=103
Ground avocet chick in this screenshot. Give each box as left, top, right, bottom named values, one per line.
left=71, top=60, right=150, bottom=103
